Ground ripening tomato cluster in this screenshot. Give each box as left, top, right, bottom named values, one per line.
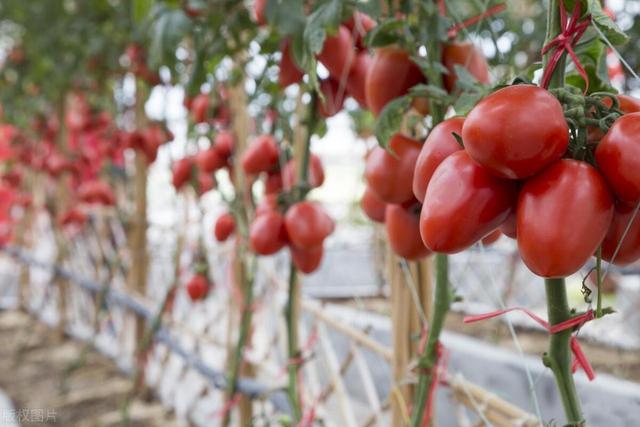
left=272, top=11, right=488, bottom=119
left=363, top=83, right=640, bottom=278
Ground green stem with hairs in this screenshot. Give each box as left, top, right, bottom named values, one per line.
left=410, top=253, right=450, bottom=426
left=284, top=89, right=318, bottom=423
left=542, top=1, right=584, bottom=425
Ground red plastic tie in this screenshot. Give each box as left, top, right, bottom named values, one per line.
left=448, top=4, right=507, bottom=39
left=464, top=307, right=596, bottom=380
left=540, top=0, right=591, bottom=91
left=213, top=393, right=241, bottom=419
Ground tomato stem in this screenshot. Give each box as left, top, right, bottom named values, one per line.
left=544, top=278, right=584, bottom=426
left=542, top=3, right=585, bottom=424
left=283, top=88, right=318, bottom=423
left=410, top=253, right=450, bottom=427
left=595, top=247, right=603, bottom=318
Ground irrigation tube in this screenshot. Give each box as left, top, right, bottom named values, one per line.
left=1, top=245, right=291, bottom=413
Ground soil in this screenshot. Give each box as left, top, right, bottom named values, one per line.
left=0, top=310, right=176, bottom=427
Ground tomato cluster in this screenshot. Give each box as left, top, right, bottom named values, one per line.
left=411, top=84, right=640, bottom=278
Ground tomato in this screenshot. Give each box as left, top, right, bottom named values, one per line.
left=59, top=208, right=87, bottom=228
left=596, top=112, right=640, bottom=202
left=283, top=154, right=324, bottom=189
left=344, top=12, right=376, bottom=50
left=365, top=134, right=421, bottom=204
left=279, top=39, right=304, bottom=88
left=291, top=244, right=324, bottom=274
left=198, top=171, right=215, bottom=195
left=365, top=47, right=426, bottom=115
left=241, top=135, right=280, bottom=175
left=214, top=212, right=236, bottom=242
left=420, top=151, right=517, bottom=253
left=481, top=229, right=502, bottom=246
left=254, top=0, right=266, bottom=25
left=386, top=202, right=431, bottom=260
left=345, top=52, right=372, bottom=107
left=317, top=26, right=356, bottom=80
left=214, top=130, right=234, bottom=159
left=141, top=125, right=169, bottom=163
left=462, top=85, right=569, bottom=179
left=318, top=78, right=345, bottom=118
left=78, top=180, right=116, bottom=206
left=195, top=147, right=224, bottom=173
left=412, top=117, right=464, bottom=202
left=186, top=274, right=209, bottom=301
left=249, top=209, right=288, bottom=255
left=360, top=186, right=386, bottom=223
left=517, top=160, right=613, bottom=278
left=499, top=210, right=517, bottom=239
left=172, top=157, right=194, bottom=190
left=255, top=194, right=279, bottom=216
left=617, top=94, right=640, bottom=113
left=601, top=202, right=640, bottom=265
left=442, top=42, right=490, bottom=92
left=284, top=201, right=334, bottom=249
left=191, top=93, right=210, bottom=124
left=265, top=170, right=284, bottom=195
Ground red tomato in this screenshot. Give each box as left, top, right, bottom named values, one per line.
left=365, top=47, right=426, bottom=115
left=284, top=201, right=334, bottom=249
left=265, top=170, right=284, bottom=195
left=601, top=202, right=640, bottom=265
left=346, top=52, right=372, bottom=107
left=241, top=135, right=280, bottom=175
left=214, top=131, right=234, bottom=159
left=499, top=210, right=517, bottom=239
left=365, top=134, right=421, bottom=204
left=59, top=208, right=88, bottom=228
left=481, top=229, right=502, bottom=246
left=198, top=172, right=215, bottom=195
left=141, top=125, right=169, bottom=163
left=596, top=112, right=640, bottom=202
left=616, top=94, right=640, bottom=113
left=360, top=186, right=386, bottom=223
left=214, top=212, right=236, bottom=242
left=318, top=78, right=346, bottom=118
left=442, top=42, right=490, bottom=92
left=255, top=194, right=278, bottom=216
left=344, top=11, right=376, bottom=50
left=254, top=0, right=266, bottom=25
left=78, top=180, right=116, bottom=206
left=291, top=244, right=324, bottom=274
left=195, top=147, right=224, bottom=173
left=317, top=26, right=356, bottom=80
left=279, top=39, right=304, bottom=88
left=420, top=151, right=517, bottom=253
left=250, top=209, right=288, bottom=255
left=172, top=157, right=194, bottom=190
left=191, top=93, right=210, bottom=124
left=283, top=154, right=324, bottom=189
left=462, top=85, right=569, bottom=179
left=186, top=274, right=209, bottom=301
left=517, top=160, right=613, bottom=277
left=412, top=117, right=464, bottom=202
left=386, top=202, right=431, bottom=260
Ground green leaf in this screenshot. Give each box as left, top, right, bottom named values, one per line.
left=363, top=18, right=403, bottom=47
left=304, top=0, right=343, bottom=54
left=409, top=83, right=448, bottom=99
left=374, top=96, right=411, bottom=150
left=148, top=8, right=192, bottom=69
left=265, top=0, right=305, bottom=35
left=587, top=0, right=628, bottom=45
left=453, top=88, right=488, bottom=115
left=133, top=0, right=154, bottom=24
left=566, top=32, right=615, bottom=93
left=354, top=0, right=382, bottom=18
